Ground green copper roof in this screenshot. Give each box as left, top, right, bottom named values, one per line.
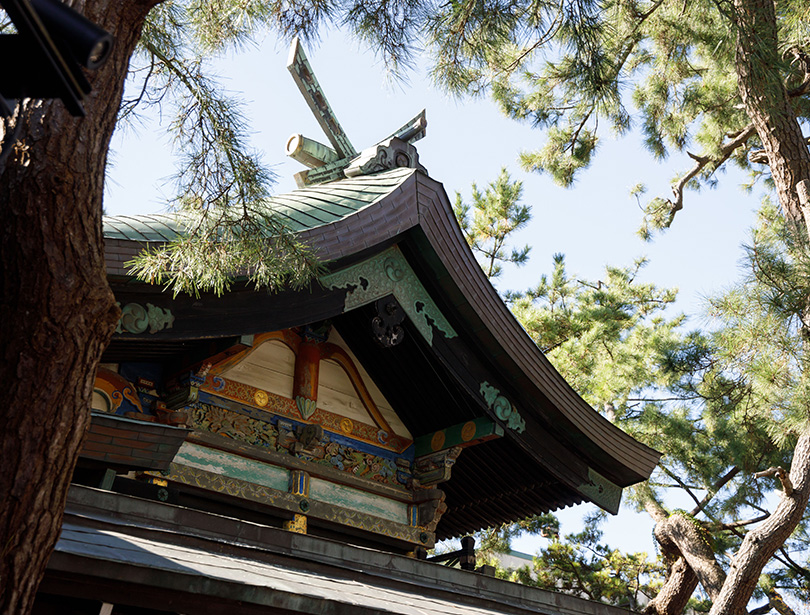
left=103, top=167, right=416, bottom=242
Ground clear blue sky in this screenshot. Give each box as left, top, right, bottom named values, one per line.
left=105, top=29, right=765, bottom=556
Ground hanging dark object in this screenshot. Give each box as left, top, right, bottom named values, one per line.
left=372, top=297, right=405, bottom=347
left=0, top=0, right=113, bottom=117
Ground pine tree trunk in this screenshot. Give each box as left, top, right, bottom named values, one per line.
left=733, top=0, right=810, bottom=234
left=0, top=2, right=160, bottom=613
left=709, top=430, right=810, bottom=615
left=654, top=514, right=727, bottom=601
left=643, top=555, right=698, bottom=615
left=696, top=1, right=810, bottom=614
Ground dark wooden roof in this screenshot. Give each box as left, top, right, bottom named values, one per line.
left=47, top=486, right=645, bottom=615
left=102, top=168, right=660, bottom=534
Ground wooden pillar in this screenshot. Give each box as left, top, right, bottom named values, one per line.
left=293, top=340, right=321, bottom=420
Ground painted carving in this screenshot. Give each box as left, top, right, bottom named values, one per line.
left=412, top=487, right=448, bottom=532
left=254, top=390, right=269, bottom=407
left=188, top=403, right=279, bottom=449
left=296, top=396, right=317, bottom=420
left=290, top=470, right=310, bottom=497
left=507, top=411, right=527, bottom=433
left=197, top=326, right=403, bottom=446
left=198, top=376, right=412, bottom=453
left=479, top=381, right=526, bottom=434
left=284, top=513, right=308, bottom=534
left=340, top=418, right=353, bottom=434
left=578, top=468, right=623, bottom=514
left=413, top=447, right=461, bottom=486
left=93, top=368, right=144, bottom=416
left=318, top=441, right=399, bottom=483
left=188, top=402, right=408, bottom=487
left=116, top=302, right=174, bottom=334
left=321, top=246, right=457, bottom=345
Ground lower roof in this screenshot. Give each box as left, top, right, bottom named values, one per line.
left=47, top=485, right=636, bottom=615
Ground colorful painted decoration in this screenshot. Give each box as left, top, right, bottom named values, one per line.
left=254, top=390, right=269, bottom=407
left=198, top=376, right=411, bottom=453
left=188, top=403, right=278, bottom=449
left=187, top=402, right=408, bottom=487
left=414, top=417, right=503, bottom=457
left=92, top=368, right=144, bottom=416
left=461, top=421, right=477, bottom=442
left=340, top=418, right=353, bottom=434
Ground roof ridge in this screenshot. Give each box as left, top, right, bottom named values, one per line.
left=103, top=168, right=418, bottom=242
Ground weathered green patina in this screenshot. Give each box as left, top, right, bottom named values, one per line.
left=321, top=246, right=457, bottom=345
left=577, top=468, right=623, bottom=515
left=309, top=477, right=408, bottom=524
left=103, top=168, right=417, bottom=241
left=174, top=442, right=290, bottom=492
left=479, top=382, right=526, bottom=433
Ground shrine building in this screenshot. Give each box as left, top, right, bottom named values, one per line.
left=33, top=41, right=660, bottom=615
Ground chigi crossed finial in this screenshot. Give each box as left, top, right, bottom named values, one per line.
left=285, top=37, right=427, bottom=187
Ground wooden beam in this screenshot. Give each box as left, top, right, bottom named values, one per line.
left=414, top=417, right=503, bottom=457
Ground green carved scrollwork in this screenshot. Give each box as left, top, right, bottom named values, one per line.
left=479, top=381, right=526, bottom=434
left=577, top=468, right=623, bottom=515
left=321, top=246, right=456, bottom=345
left=116, top=302, right=175, bottom=334
left=507, top=412, right=526, bottom=432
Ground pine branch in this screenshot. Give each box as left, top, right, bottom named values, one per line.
left=690, top=466, right=740, bottom=517
left=660, top=466, right=704, bottom=513
left=715, top=513, right=770, bottom=530
left=665, top=124, right=756, bottom=221
left=754, top=467, right=794, bottom=496
left=773, top=546, right=810, bottom=582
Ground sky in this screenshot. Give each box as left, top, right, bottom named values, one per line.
left=105, top=29, right=766, bottom=556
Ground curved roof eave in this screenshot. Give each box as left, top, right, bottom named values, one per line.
left=285, top=169, right=660, bottom=486
left=102, top=167, right=660, bottom=489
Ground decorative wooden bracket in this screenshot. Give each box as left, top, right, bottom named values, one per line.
left=413, top=447, right=462, bottom=486
left=414, top=417, right=503, bottom=457
left=372, top=296, right=406, bottom=347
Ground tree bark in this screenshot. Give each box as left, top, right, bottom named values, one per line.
left=654, top=514, right=727, bottom=600
left=643, top=555, right=699, bottom=615
left=721, top=1, right=810, bottom=609
left=639, top=2, right=810, bottom=613
left=733, top=0, right=810, bottom=235
left=709, top=429, right=810, bottom=615
left=0, top=1, right=161, bottom=613
left=643, top=497, right=728, bottom=614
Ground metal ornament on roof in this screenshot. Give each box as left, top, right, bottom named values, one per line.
left=285, top=38, right=427, bottom=187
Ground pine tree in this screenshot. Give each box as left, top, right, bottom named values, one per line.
left=455, top=170, right=810, bottom=614
left=435, top=1, right=810, bottom=613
